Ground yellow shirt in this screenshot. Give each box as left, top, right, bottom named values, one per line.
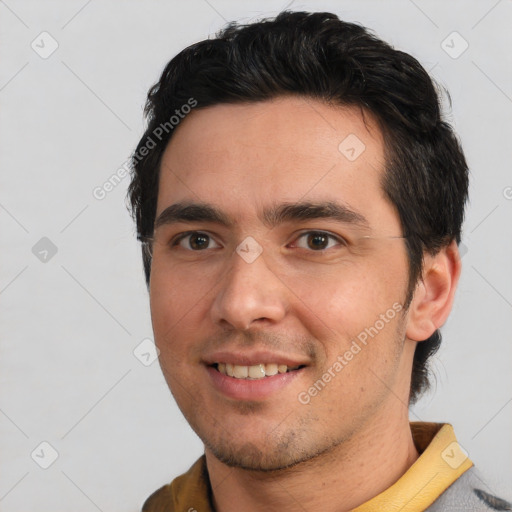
left=142, top=422, right=473, bottom=511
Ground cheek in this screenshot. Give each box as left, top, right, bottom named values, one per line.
left=150, top=254, right=217, bottom=316
left=279, top=263, right=387, bottom=333
left=282, top=261, right=406, bottom=369
left=149, top=260, right=213, bottom=357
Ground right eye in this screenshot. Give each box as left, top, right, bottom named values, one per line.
left=173, top=231, right=221, bottom=251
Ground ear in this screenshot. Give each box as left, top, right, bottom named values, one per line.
left=406, top=240, right=462, bottom=342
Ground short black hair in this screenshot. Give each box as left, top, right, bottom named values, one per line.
left=127, top=11, right=469, bottom=404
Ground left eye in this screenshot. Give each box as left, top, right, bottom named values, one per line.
left=292, top=231, right=345, bottom=251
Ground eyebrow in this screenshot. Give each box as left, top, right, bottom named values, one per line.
left=153, top=200, right=369, bottom=231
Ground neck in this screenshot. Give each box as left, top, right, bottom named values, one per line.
left=206, top=409, right=419, bottom=512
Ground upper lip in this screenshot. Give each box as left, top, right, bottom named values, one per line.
left=203, top=350, right=309, bottom=367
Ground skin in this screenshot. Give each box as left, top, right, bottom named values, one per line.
left=149, top=96, right=461, bottom=511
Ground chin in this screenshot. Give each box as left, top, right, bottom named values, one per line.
left=208, top=443, right=306, bottom=472
left=202, top=428, right=332, bottom=472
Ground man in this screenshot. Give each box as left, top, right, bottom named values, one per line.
left=127, top=11, right=511, bottom=511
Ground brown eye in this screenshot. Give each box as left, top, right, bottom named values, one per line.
left=294, top=231, right=344, bottom=251
left=307, top=233, right=328, bottom=250
left=175, top=232, right=220, bottom=251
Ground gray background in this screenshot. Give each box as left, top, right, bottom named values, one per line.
left=1, top=0, right=511, bottom=510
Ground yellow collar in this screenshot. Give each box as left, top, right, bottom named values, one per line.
left=352, top=422, right=473, bottom=511
left=144, top=422, right=473, bottom=511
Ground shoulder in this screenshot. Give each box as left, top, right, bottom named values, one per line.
left=427, top=467, right=512, bottom=511
left=141, top=456, right=211, bottom=512
left=142, top=483, right=174, bottom=512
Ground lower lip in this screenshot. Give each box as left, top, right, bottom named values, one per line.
left=206, top=366, right=304, bottom=401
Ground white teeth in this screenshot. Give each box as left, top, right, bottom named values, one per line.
left=233, top=365, right=248, bottom=378
left=216, top=362, right=302, bottom=379
left=265, top=363, right=278, bottom=376
left=248, top=364, right=266, bottom=379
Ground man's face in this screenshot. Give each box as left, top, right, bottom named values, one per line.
left=149, top=96, right=413, bottom=471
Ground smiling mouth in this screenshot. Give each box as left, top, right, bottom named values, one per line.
left=212, top=363, right=305, bottom=380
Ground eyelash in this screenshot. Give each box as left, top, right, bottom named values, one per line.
left=171, top=230, right=347, bottom=253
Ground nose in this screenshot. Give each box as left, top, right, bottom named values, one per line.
left=210, top=248, right=288, bottom=331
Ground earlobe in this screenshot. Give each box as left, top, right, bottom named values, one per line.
left=405, top=241, right=462, bottom=342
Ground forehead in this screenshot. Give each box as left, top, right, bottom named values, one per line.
left=156, top=96, right=391, bottom=228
